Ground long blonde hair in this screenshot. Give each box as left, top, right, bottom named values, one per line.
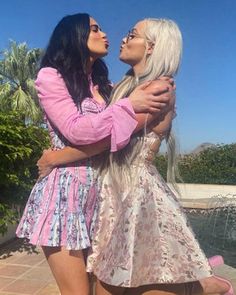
left=101, top=18, right=183, bottom=193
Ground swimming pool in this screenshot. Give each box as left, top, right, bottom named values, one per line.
left=186, top=203, right=236, bottom=267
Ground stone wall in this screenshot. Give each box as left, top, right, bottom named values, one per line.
left=175, top=183, right=236, bottom=199
left=0, top=224, right=18, bottom=245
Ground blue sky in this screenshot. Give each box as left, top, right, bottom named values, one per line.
left=0, top=0, right=235, bottom=152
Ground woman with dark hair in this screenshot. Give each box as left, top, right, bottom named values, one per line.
left=16, top=13, right=174, bottom=295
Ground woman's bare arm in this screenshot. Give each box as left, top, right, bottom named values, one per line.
left=134, top=79, right=174, bottom=131
left=150, top=94, right=175, bottom=137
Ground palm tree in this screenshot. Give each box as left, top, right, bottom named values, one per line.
left=0, top=41, right=43, bottom=124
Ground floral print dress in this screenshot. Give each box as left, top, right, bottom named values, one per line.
left=16, top=67, right=137, bottom=250
left=87, top=131, right=212, bottom=287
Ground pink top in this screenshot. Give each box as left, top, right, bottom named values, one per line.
left=35, top=67, right=138, bottom=152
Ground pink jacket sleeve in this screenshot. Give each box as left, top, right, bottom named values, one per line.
left=35, top=67, right=138, bottom=152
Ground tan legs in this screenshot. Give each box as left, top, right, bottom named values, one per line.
left=124, top=283, right=200, bottom=295
left=95, top=280, right=126, bottom=295
left=124, top=279, right=231, bottom=295
left=42, top=246, right=89, bottom=295
left=95, top=281, right=203, bottom=295
left=40, top=249, right=231, bottom=295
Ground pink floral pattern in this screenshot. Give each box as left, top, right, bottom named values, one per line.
left=16, top=68, right=137, bottom=250
left=16, top=98, right=104, bottom=250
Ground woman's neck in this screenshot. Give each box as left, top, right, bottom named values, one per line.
left=132, top=60, right=145, bottom=76
left=87, top=57, right=95, bottom=74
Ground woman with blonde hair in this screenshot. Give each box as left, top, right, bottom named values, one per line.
left=38, top=18, right=233, bottom=295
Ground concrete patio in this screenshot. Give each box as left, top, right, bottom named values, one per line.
left=0, top=238, right=236, bottom=295
left=0, top=239, right=59, bottom=295
left=1, top=192, right=236, bottom=294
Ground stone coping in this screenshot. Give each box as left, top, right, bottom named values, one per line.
left=180, top=197, right=236, bottom=210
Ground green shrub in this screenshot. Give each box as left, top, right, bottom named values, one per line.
left=155, top=143, right=236, bottom=185
left=0, top=111, right=49, bottom=235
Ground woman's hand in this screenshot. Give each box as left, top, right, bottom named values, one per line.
left=128, top=77, right=175, bottom=114
left=37, top=149, right=55, bottom=180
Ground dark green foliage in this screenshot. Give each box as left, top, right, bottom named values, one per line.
left=0, top=203, right=16, bottom=235
left=154, top=154, right=168, bottom=181
left=0, top=112, right=49, bottom=235
left=0, top=41, right=47, bottom=235
left=155, top=144, right=236, bottom=185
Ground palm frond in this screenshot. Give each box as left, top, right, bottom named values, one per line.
left=11, top=87, right=41, bottom=122
left=0, top=41, right=43, bottom=123
left=0, top=83, right=12, bottom=111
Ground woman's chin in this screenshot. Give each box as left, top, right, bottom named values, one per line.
left=119, top=55, right=129, bottom=64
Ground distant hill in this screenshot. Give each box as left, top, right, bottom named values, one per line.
left=190, top=142, right=216, bottom=155
left=159, top=142, right=217, bottom=156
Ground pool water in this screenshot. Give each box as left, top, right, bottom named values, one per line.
left=186, top=207, right=236, bottom=268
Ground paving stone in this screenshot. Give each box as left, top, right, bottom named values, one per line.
left=13, top=254, right=45, bottom=267
left=36, top=283, right=60, bottom=295
left=0, top=277, right=14, bottom=289
left=21, top=267, right=54, bottom=282
left=0, top=266, right=30, bottom=278
left=2, top=279, right=47, bottom=294
left=35, top=261, right=48, bottom=268
left=0, top=253, right=27, bottom=265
